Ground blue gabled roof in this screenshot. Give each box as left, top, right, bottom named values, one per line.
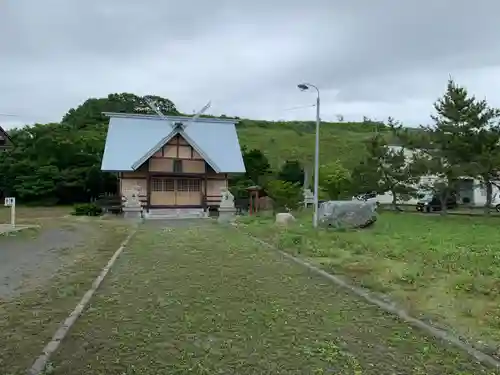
left=100, top=113, right=246, bottom=173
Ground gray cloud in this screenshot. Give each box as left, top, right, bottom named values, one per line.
left=1, top=0, right=500, bottom=129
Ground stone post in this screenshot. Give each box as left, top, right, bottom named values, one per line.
left=122, top=185, right=143, bottom=222
left=217, top=187, right=236, bottom=224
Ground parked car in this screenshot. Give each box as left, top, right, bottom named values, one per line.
left=488, top=193, right=500, bottom=212
left=416, top=193, right=458, bottom=212
left=485, top=201, right=500, bottom=212
left=352, top=191, right=379, bottom=206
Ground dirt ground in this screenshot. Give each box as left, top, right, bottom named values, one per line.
left=0, top=213, right=131, bottom=374
left=0, top=206, right=86, bottom=299
left=0, top=224, right=89, bottom=299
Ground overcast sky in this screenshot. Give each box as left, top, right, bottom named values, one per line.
left=1, top=1, right=500, bottom=129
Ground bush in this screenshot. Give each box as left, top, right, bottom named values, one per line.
left=278, top=160, right=304, bottom=185
left=319, top=160, right=352, bottom=200
left=265, top=180, right=302, bottom=213
left=72, top=203, right=103, bottom=216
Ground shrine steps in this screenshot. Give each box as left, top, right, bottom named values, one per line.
left=144, top=208, right=207, bottom=220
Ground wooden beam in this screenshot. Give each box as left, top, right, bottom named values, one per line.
left=149, top=172, right=206, bottom=178
left=150, top=154, right=197, bottom=160
left=176, top=135, right=179, bottom=158
left=146, top=171, right=151, bottom=210
left=204, top=173, right=208, bottom=210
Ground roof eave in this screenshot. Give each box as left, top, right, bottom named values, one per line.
left=102, top=112, right=238, bottom=124
left=0, top=126, right=14, bottom=145
left=101, top=169, right=133, bottom=172
left=225, top=170, right=246, bottom=175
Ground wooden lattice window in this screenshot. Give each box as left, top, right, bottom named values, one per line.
left=177, top=179, right=200, bottom=192
left=177, top=179, right=189, bottom=192
left=151, top=178, right=175, bottom=192
left=165, top=179, right=175, bottom=191
left=151, top=178, right=164, bottom=192
left=188, top=179, right=201, bottom=192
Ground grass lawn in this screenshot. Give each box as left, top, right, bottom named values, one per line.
left=241, top=211, right=500, bottom=354
left=50, top=221, right=491, bottom=374
left=0, top=214, right=131, bottom=375
left=0, top=205, right=72, bottom=223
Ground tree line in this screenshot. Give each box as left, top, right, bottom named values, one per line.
left=0, top=92, right=302, bottom=206
left=1, top=79, right=497, bottom=214
left=352, top=79, right=500, bottom=214
left=239, top=79, right=500, bottom=215
left=0, top=93, right=177, bottom=204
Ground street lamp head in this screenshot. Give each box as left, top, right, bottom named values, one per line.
left=297, top=83, right=309, bottom=91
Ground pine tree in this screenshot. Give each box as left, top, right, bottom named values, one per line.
left=352, top=129, right=419, bottom=210
left=397, top=79, right=500, bottom=214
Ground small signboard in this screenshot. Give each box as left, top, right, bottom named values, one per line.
left=4, top=197, right=16, bottom=227
left=4, top=197, right=15, bottom=207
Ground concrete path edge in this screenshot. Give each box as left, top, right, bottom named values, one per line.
left=28, top=227, right=138, bottom=375
left=243, top=230, right=500, bottom=370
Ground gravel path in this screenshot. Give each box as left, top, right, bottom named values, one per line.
left=0, top=219, right=203, bottom=299
left=0, top=225, right=86, bottom=299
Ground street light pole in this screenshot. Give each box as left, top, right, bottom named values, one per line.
left=298, top=83, right=320, bottom=228
left=313, top=91, right=320, bottom=228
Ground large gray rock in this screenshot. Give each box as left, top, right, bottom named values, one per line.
left=318, top=200, right=377, bottom=229
left=275, top=212, right=295, bottom=225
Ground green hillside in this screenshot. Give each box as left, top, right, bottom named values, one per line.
left=235, top=119, right=388, bottom=169
left=0, top=93, right=396, bottom=204
left=55, top=92, right=392, bottom=171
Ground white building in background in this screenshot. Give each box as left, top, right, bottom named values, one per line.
left=375, top=146, right=500, bottom=207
